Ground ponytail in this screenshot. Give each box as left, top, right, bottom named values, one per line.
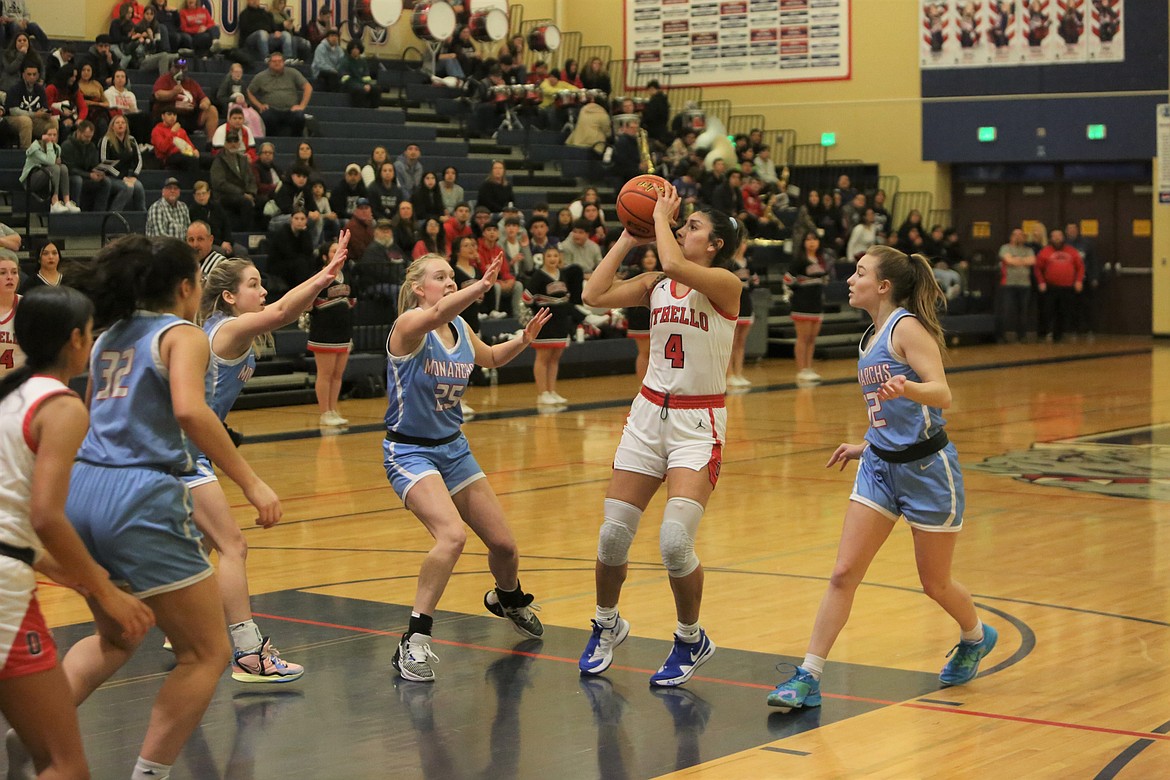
left=0, top=286, right=93, bottom=403
left=398, top=254, right=448, bottom=315
left=868, top=245, right=947, bottom=353
left=68, top=235, right=198, bottom=329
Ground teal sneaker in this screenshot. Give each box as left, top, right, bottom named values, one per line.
left=766, top=664, right=821, bottom=712
left=939, top=624, right=998, bottom=686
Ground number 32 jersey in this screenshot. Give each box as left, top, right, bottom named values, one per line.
left=644, top=279, right=735, bottom=397
left=384, top=314, right=475, bottom=440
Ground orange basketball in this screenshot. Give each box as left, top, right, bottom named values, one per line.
left=616, top=174, right=671, bottom=239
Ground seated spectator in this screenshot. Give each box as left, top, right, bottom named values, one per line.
left=345, top=197, right=375, bottom=258
left=21, top=123, right=78, bottom=213
left=267, top=209, right=316, bottom=293
left=97, top=113, right=146, bottom=210
left=46, top=64, right=86, bottom=139
left=216, top=62, right=248, bottom=115
left=558, top=219, right=602, bottom=279
left=579, top=202, right=606, bottom=245
left=247, top=51, right=311, bottom=137
left=294, top=140, right=318, bottom=175
left=933, top=258, right=963, bottom=301
left=366, top=161, right=404, bottom=222
left=188, top=219, right=228, bottom=279
left=565, top=100, right=610, bottom=153
left=76, top=63, right=113, bottom=137
left=3, top=0, right=48, bottom=53
left=412, top=217, right=447, bottom=260
left=846, top=208, right=879, bottom=260
left=438, top=165, right=463, bottom=216
left=60, top=120, right=112, bottom=212
left=560, top=58, right=583, bottom=88
left=355, top=218, right=403, bottom=303
left=476, top=160, right=514, bottom=214
left=4, top=60, right=49, bottom=149
left=608, top=116, right=644, bottom=187
left=671, top=166, right=700, bottom=209
left=145, top=176, right=190, bottom=238
left=239, top=0, right=293, bottom=59
left=151, top=107, right=200, bottom=170
left=153, top=56, right=219, bottom=139
left=188, top=181, right=237, bottom=256
left=1, top=32, right=40, bottom=95
left=309, top=179, right=339, bottom=243
left=552, top=207, right=573, bottom=240
left=896, top=225, right=926, bottom=256
left=434, top=30, right=465, bottom=81
left=211, top=105, right=257, bottom=160
left=451, top=26, right=482, bottom=80
left=86, top=35, right=120, bottom=88
left=412, top=171, right=444, bottom=223
left=360, top=144, right=389, bottom=187
left=269, top=0, right=312, bottom=61
left=526, top=61, right=549, bottom=86
left=331, top=163, right=369, bottom=222
left=390, top=201, right=419, bottom=256
left=180, top=0, right=221, bottom=55
left=18, top=241, right=63, bottom=292
left=501, top=216, right=533, bottom=281
left=538, top=69, right=575, bottom=129
left=311, top=27, right=343, bottom=91
left=470, top=204, right=492, bottom=239
left=302, top=4, right=333, bottom=49
left=711, top=169, right=746, bottom=221
left=149, top=0, right=187, bottom=52
left=755, top=144, right=779, bottom=188
left=444, top=202, right=472, bottom=246
left=498, top=35, right=527, bottom=81
left=580, top=57, right=612, bottom=94
left=129, top=6, right=165, bottom=67
left=252, top=140, right=281, bottom=208
left=700, top=159, right=727, bottom=204
left=641, top=80, right=670, bottom=146
left=527, top=216, right=557, bottom=257
left=395, top=143, right=424, bottom=195
left=229, top=93, right=266, bottom=140
left=209, top=132, right=258, bottom=227
left=270, top=163, right=321, bottom=244
left=340, top=39, right=381, bottom=109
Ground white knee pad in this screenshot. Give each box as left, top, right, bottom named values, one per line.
left=660, top=497, right=704, bottom=578
left=597, top=498, right=642, bottom=567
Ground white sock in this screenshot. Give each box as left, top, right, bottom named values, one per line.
left=802, top=653, right=826, bottom=680
left=594, top=605, right=618, bottom=627
left=132, top=757, right=171, bottom=779
left=676, top=620, right=701, bottom=643
left=960, top=620, right=984, bottom=644
left=230, top=620, right=264, bottom=653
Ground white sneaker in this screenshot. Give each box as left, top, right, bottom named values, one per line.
left=727, top=375, right=751, bottom=387
left=50, top=201, right=68, bottom=213
left=537, top=391, right=558, bottom=405
left=330, top=410, right=349, bottom=425
left=549, top=391, right=568, bottom=404
left=460, top=401, right=475, bottom=420
left=64, top=201, right=80, bottom=213
left=319, top=411, right=343, bottom=426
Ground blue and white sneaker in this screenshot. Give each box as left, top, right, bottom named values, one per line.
left=939, top=623, right=998, bottom=686
left=649, top=630, right=715, bottom=687
left=767, top=664, right=821, bottom=712
left=578, top=616, right=631, bottom=675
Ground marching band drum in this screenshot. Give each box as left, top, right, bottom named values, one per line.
left=411, top=0, right=457, bottom=42
left=351, top=0, right=401, bottom=28
left=527, top=23, right=561, bottom=52
left=469, top=7, right=509, bottom=42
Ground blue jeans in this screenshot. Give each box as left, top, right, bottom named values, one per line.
left=246, top=29, right=294, bottom=58
left=109, top=178, right=146, bottom=211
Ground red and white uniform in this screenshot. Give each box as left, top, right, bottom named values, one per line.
left=0, top=376, right=76, bottom=679
left=0, top=296, right=24, bottom=379
left=613, top=280, right=735, bottom=486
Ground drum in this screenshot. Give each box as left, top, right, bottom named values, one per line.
left=469, top=8, right=509, bottom=43
left=507, top=84, right=528, bottom=103
left=583, top=88, right=607, bottom=104
left=523, top=85, right=541, bottom=106
left=489, top=84, right=511, bottom=103
left=682, top=108, right=706, bottom=132
left=352, top=0, right=401, bottom=28
left=555, top=89, right=582, bottom=108
left=527, top=24, right=561, bottom=52
left=632, top=97, right=647, bottom=112
left=412, top=1, right=457, bottom=42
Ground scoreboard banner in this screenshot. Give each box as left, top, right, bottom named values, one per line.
left=920, top=0, right=1123, bottom=69
left=624, top=0, right=851, bottom=87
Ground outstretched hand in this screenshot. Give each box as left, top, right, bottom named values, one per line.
left=522, top=308, right=553, bottom=343
left=321, top=229, right=350, bottom=280
left=480, top=256, right=502, bottom=288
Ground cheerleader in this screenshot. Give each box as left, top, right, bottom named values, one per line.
left=726, top=237, right=757, bottom=388
left=524, top=245, right=573, bottom=407
left=624, top=246, right=660, bottom=382
left=786, top=232, right=834, bottom=384
left=0, top=257, right=23, bottom=379
left=309, top=239, right=356, bottom=427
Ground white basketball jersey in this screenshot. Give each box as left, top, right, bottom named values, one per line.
left=0, top=376, right=75, bottom=561
left=643, top=279, right=735, bottom=397
left=0, top=297, right=25, bottom=379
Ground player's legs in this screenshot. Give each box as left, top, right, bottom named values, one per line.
left=911, top=527, right=978, bottom=631
left=546, top=346, right=564, bottom=398
left=404, top=474, right=468, bottom=616
left=60, top=592, right=143, bottom=705
left=328, top=349, right=349, bottom=414
left=314, top=351, right=341, bottom=415
left=532, top=348, right=550, bottom=396
left=661, top=467, right=715, bottom=624
left=191, top=481, right=252, bottom=625
left=0, top=666, right=89, bottom=779
left=596, top=469, right=664, bottom=608
left=452, top=478, right=518, bottom=591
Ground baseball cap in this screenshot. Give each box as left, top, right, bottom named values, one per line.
left=355, top=197, right=371, bottom=207
left=345, top=163, right=361, bottom=175
left=163, top=177, right=180, bottom=188
left=225, top=130, right=241, bottom=143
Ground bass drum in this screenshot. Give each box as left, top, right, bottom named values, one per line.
left=469, top=8, right=509, bottom=42
left=351, top=0, right=401, bottom=28
left=527, top=24, right=561, bottom=52
left=411, top=1, right=457, bottom=42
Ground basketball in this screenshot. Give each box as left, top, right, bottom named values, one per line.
left=616, top=174, right=671, bottom=239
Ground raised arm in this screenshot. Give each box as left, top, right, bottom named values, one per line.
left=582, top=231, right=657, bottom=308
left=470, top=308, right=552, bottom=368
left=653, top=184, right=742, bottom=315
left=390, top=257, right=502, bottom=356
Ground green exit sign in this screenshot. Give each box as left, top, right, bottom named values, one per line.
left=977, top=126, right=997, bottom=143
left=1086, top=124, right=1106, bottom=140
left=820, top=132, right=836, bottom=147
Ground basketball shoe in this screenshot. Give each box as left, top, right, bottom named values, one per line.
left=484, top=588, right=545, bottom=639
left=767, top=664, right=822, bottom=712
left=230, top=638, right=305, bottom=684
left=393, top=633, right=440, bottom=682
left=649, top=629, right=715, bottom=687
left=578, top=616, right=630, bottom=675
left=939, top=624, right=998, bottom=685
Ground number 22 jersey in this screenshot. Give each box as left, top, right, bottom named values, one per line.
left=644, top=279, right=735, bottom=397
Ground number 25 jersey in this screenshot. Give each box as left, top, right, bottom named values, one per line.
left=384, top=314, right=475, bottom=440
left=644, top=279, right=735, bottom=397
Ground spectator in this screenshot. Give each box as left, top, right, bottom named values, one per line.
left=97, top=113, right=146, bottom=210
left=268, top=209, right=316, bottom=291
left=360, top=144, right=389, bottom=187
left=239, top=0, right=293, bottom=59
left=527, top=216, right=557, bottom=265
left=247, top=51, right=311, bottom=137
left=209, top=131, right=258, bottom=227
left=558, top=219, right=602, bottom=279
left=434, top=29, right=465, bottom=81
left=252, top=140, right=281, bottom=207
left=840, top=191, right=867, bottom=229
left=1065, top=221, right=1100, bottom=339
left=1034, top=228, right=1084, bottom=343
left=395, top=143, right=424, bottom=195
left=755, top=145, right=779, bottom=187
left=293, top=140, right=318, bottom=175
left=180, top=0, right=221, bottom=55
left=871, top=188, right=891, bottom=236
left=270, top=163, right=321, bottom=244
left=579, top=202, right=606, bottom=245
left=922, top=223, right=946, bottom=258
left=608, top=116, right=644, bottom=187
left=311, top=27, right=343, bottom=91
left=331, top=162, right=369, bottom=221
left=60, top=120, right=111, bottom=212
left=76, top=63, right=113, bottom=137
left=188, top=181, right=237, bottom=256
left=145, top=176, right=190, bottom=237
left=109, top=0, right=144, bottom=26
left=211, top=105, right=257, bottom=160
left=153, top=55, right=219, bottom=139
left=4, top=60, right=49, bottom=148
left=895, top=225, right=925, bottom=257
left=1, top=32, right=39, bottom=95
left=45, top=64, right=86, bottom=139
left=451, top=26, right=482, bottom=80
left=846, top=208, right=879, bottom=260
left=215, top=62, right=248, bottom=115
left=932, top=258, right=963, bottom=301
left=0, top=220, right=18, bottom=261
left=150, top=107, right=200, bottom=170
left=129, top=6, right=165, bottom=67
left=86, top=35, right=120, bottom=88
left=502, top=216, right=533, bottom=281
left=641, top=80, right=670, bottom=145
left=537, top=69, right=574, bottom=130
left=444, top=202, right=472, bottom=247
left=390, top=201, right=419, bottom=256
left=476, top=221, right=519, bottom=316
left=835, top=173, right=856, bottom=203
left=412, top=217, right=447, bottom=260
left=340, top=39, right=380, bottom=109
left=552, top=207, right=573, bottom=240
left=699, top=158, right=727, bottom=204
left=580, top=57, right=612, bottom=94
left=411, top=171, right=444, bottom=223
left=18, top=241, right=62, bottom=292
left=711, top=169, right=746, bottom=221
left=309, top=179, right=339, bottom=243
left=269, top=0, right=312, bottom=61
left=187, top=219, right=228, bottom=278
left=470, top=204, right=493, bottom=238
left=476, top=160, right=514, bottom=214
left=438, top=165, right=463, bottom=216
left=560, top=58, right=583, bottom=87
left=369, top=161, right=407, bottom=222
left=21, top=123, right=77, bottom=213
left=302, top=3, right=333, bottom=48
left=109, top=3, right=142, bottom=65
left=345, top=197, right=375, bottom=259
left=149, top=0, right=187, bottom=52
left=2, top=0, right=48, bottom=52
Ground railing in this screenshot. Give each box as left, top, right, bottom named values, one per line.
left=789, top=144, right=827, bottom=166
left=728, top=114, right=765, bottom=137
left=699, top=99, right=731, bottom=128
left=878, top=174, right=899, bottom=199
left=767, top=129, right=797, bottom=166
left=927, top=209, right=953, bottom=230
left=892, top=191, right=933, bottom=232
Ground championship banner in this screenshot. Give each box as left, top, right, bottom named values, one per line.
left=920, top=0, right=1123, bottom=69
left=624, top=0, right=851, bottom=87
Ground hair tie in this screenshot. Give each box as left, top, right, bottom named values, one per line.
left=729, top=217, right=738, bottom=231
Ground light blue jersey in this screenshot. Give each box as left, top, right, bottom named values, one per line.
left=202, top=312, right=256, bottom=422
left=857, top=308, right=947, bottom=452
left=78, top=312, right=199, bottom=475
left=384, top=315, right=475, bottom=440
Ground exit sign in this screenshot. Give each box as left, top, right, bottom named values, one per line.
left=1086, top=124, right=1106, bottom=140
left=820, top=132, right=837, bottom=147
left=977, top=126, right=997, bottom=142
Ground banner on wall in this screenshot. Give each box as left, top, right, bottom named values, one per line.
left=920, top=0, right=1123, bottom=69
left=624, top=0, right=851, bottom=87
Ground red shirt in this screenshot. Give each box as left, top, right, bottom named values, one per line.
left=179, top=6, right=215, bottom=34
left=1035, top=244, right=1084, bottom=287
left=152, top=72, right=207, bottom=118
left=444, top=219, right=472, bottom=248
left=476, top=239, right=513, bottom=280
left=151, top=122, right=195, bottom=160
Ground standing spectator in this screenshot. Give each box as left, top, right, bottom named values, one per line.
left=786, top=232, right=833, bottom=384
left=1064, top=221, right=1100, bottom=340
left=476, top=222, right=519, bottom=316
left=710, top=169, right=746, bottom=222
left=340, top=39, right=380, bottom=109
left=609, top=117, right=645, bottom=187
left=331, top=163, right=369, bottom=221
left=20, top=123, right=78, bottom=213
left=366, top=161, right=404, bottom=221
left=153, top=56, right=219, bottom=139
left=1034, top=228, right=1083, bottom=343
left=2, top=0, right=48, bottom=52
left=267, top=209, right=316, bottom=291
left=444, top=202, right=472, bottom=247
left=476, top=160, right=514, bottom=214
left=180, top=0, right=221, bottom=55
left=209, top=133, right=257, bottom=227
left=246, top=51, right=311, bottom=137
left=311, top=27, right=343, bottom=91
left=211, top=105, right=257, bottom=160
left=97, top=113, right=146, bottom=210
left=412, top=171, right=444, bottom=223
left=641, top=80, right=670, bottom=145
left=145, top=176, right=190, bottom=238
left=4, top=60, right=49, bottom=149
left=395, top=143, right=424, bottom=195
left=345, top=198, right=376, bottom=259
left=439, top=165, right=463, bottom=216
left=239, top=0, right=293, bottom=59
left=60, top=120, right=112, bottom=212
left=501, top=216, right=533, bottom=282
left=150, top=107, right=200, bottom=170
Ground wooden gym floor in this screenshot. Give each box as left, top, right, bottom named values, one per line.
left=22, top=337, right=1170, bottom=779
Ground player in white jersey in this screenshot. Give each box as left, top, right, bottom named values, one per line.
left=768, top=246, right=996, bottom=713
left=0, top=286, right=153, bottom=779
left=0, top=257, right=25, bottom=379
left=578, top=186, right=744, bottom=687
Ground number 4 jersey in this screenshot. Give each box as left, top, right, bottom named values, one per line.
left=644, top=279, right=736, bottom=396
left=384, top=314, right=475, bottom=440
left=78, top=312, right=198, bottom=473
